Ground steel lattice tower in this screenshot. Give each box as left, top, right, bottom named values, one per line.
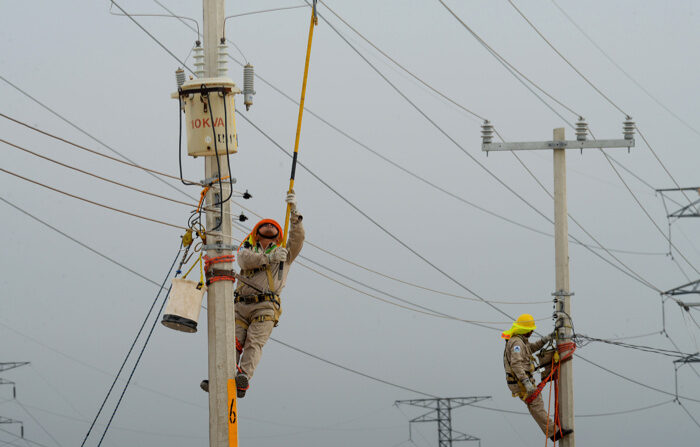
left=396, top=396, right=490, bottom=447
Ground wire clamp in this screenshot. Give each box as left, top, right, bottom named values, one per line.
left=203, top=242, right=236, bottom=252
left=201, top=175, right=237, bottom=186
left=551, top=290, right=574, bottom=297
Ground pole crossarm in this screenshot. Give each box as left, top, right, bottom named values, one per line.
left=664, top=279, right=700, bottom=296
left=482, top=139, right=634, bottom=152
left=674, top=353, right=700, bottom=365
left=0, top=362, right=29, bottom=373
left=668, top=198, right=700, bottom=218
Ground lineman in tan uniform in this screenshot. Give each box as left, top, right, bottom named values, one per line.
left=502, top=314, right=573, bottom=442
left=201, top=192, right=304, bottom=397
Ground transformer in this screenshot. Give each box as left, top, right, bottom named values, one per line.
left=177, top=77, right=241, bottom=157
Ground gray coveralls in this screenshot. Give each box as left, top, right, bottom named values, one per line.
left=503, top=334, right=556, bottom=436
left=234, top=210, right=304, bottom=379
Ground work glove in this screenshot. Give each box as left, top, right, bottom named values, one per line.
left=523, top=379, right=536, bottom=397
left=542, top=333, right=553, bottom=344
left=285, top=191, right=298, bottom=212
left=267, top=247, right=288, bottom=264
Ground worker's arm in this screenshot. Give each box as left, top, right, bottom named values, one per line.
left=286, top=210, right=305, bottom=264
left=528, top=334, right=552, bottom=353
left=237, top=245, right=269, bottom=270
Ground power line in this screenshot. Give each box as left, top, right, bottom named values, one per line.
left=13, top=402, right=62, bottom=447
left=0, top=428, right=50, bottom=447
left=318, top=0, right=484, bottom=121
left=269, top=338, right=436, bottom=398
left=0, top=167, right=186, bottom=231
left=506, top=0, right=700, bottom=217
left=470, top=398, right=675, bottom=418
left=549, top=0, right=700, bottom=139
left=0, top=138, right=197, bottom=209
left=0, top=112, right=202, bottom=187
left=5, top=191, right=699, bottom=420
left=32, top=0, right=700, bottom=413
left=80, top=247, right=180, bottom=447
left=505, top=0, right=626, bottom=116
left=154, top=0, right=669, bottom=267
left=0, top=77, right=197, bottom=202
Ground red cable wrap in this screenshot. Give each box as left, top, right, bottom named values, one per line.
left=524, top=341, right=576, bottom=405
left=203, top=255, right=237, bottom=285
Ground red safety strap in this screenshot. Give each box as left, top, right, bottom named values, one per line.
left=525, top=342, right=576, bottom=405
left=203, top=255, right=237, bottom=285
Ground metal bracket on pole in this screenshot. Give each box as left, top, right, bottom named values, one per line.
left=203, top=243, right=236, bottom=252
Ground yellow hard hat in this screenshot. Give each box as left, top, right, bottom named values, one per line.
left=501, top=313, right=537, bottom=339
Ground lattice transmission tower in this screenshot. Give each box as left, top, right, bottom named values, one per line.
left=396, top=396, right=490, bottom=447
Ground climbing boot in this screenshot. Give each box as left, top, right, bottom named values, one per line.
left=235, top=373, right=249, bottom=398
left=550, top=428, right=573, bottom=442
left=200, top=379, right=209, bottom=393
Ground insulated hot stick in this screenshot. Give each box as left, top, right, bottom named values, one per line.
left=280, top=0, right=317, bottom=279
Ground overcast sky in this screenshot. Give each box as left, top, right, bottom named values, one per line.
left=1, top=1, right=700, bottom=446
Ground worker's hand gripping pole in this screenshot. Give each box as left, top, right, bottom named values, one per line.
left=279, top=0, right=317, bottom=279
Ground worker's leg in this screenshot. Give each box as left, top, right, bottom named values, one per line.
left=525, top=394, right=556, bottom=436
left=238, top=310, right=275, bottom=378
left=235, top=322, right=246, bottom=366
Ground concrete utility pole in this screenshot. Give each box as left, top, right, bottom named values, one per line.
left=395, top=397, right=490, bottom=447
left=481, top=118, right=635, bottom=447
left=202, top=1, right=236, bottom=446
left=552, top=128, right=574, bottom=447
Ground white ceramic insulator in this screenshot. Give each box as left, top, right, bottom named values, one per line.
left=243, top=64, right=255, bottom=110
left=575, top=117, right=588, bottom=141
left=217, top=42, right=228, bottom=77
left=623, top=117, right=635, bottom=140
left=175, top=68, right=186, bottom=87
left=481, top=120, right=494, bottom=144
left=193, top=45, right=205, bottom=78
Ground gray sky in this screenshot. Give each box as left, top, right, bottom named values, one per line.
left=1, top=1, right=700, bottom=446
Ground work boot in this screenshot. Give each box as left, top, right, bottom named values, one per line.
left=550, top=428, right=573, bottom=442
left=235, top=373, right=249, bottom=399
left=200, top=379, right=209, bottom=393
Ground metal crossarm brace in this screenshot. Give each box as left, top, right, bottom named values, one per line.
left=664, top=279, right=700, bottom=296
left=0, top=362, right=29, bottom=373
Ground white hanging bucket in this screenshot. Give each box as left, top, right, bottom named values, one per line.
left=161, top=278, right=207, bottom=333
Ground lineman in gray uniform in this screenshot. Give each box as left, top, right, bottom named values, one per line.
left=502, top=314, right=573, bottom=442
left=201, top=192, right=304, bottom=398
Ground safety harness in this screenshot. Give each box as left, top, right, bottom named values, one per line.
left=233, top=250, right=282, bottom=329
left=505, top=340, right=576, bottom=444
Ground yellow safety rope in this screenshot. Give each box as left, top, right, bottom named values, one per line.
left=182, top=253, right=205, bottom=286
left=282, top=2, right=318, bottom=247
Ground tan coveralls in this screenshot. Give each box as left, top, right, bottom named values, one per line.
left=503, top=334, right=556, bottom=436
left=234, top=210, right=304, bottom=378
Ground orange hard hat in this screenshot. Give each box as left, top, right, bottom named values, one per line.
left=241, top=219, right=283, bottom=249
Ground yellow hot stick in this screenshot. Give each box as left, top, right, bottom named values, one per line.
left=282, top=6, right=317, bottom=249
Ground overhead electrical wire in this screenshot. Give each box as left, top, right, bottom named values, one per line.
left=0, top=167, right=187, bottom=230
left=549, top=0, right=700, bottom=140
left=0, top=112, right=202, bottom=187
left=13, top=401, right=63, bottom=447
left=499, top=0, right=700, bottom=273
left=4, top=194, right=700, bottom=420
left=433, top=1, right=700, bottom=280
left=0, top=138, right=197, bottom=209
left=153, top=0, right=669, bottom=265
left=307, top=6, right=674, bottom=293
left=80, top=247, right=181, bottom=447
left=93, top=258, right=179, bottom=447
left=12, top=1, right=697, bottom=419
